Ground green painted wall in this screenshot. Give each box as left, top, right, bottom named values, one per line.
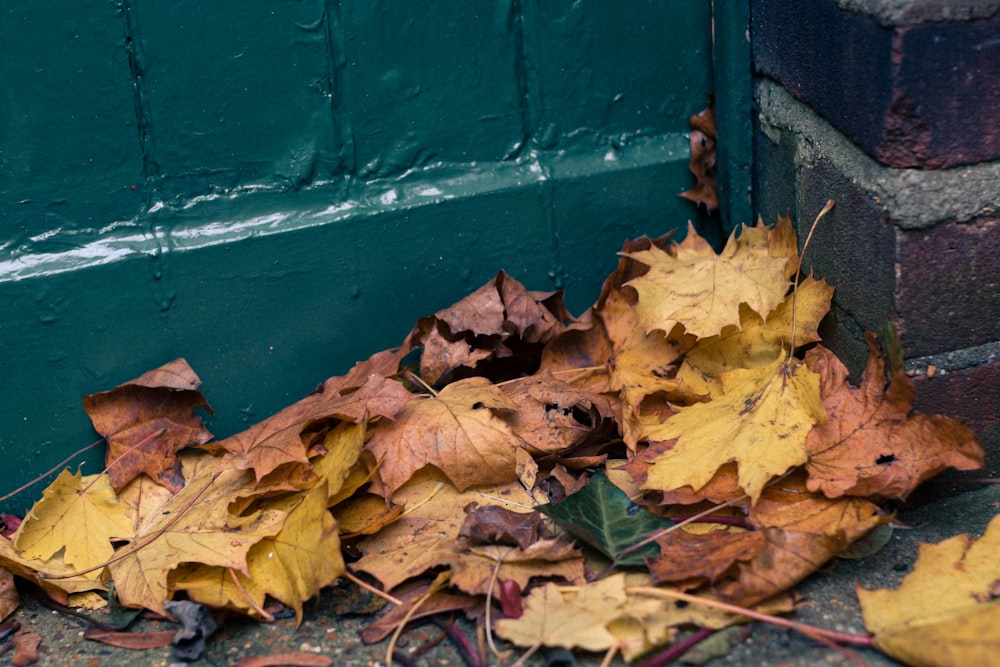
left=1, top=1, right=728, bottom=511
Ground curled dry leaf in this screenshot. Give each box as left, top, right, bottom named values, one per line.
left=0, top=568, right=18, bottom=621
left=680, top=99, right=718, bottom=213
left=805, top=334, right=984, bottom=499
left=352, top=469, right=583, bottom=596
left=83, top=358, right=214, bottom=493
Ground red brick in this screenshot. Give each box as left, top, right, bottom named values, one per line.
left=897, top=218, right=1000, bottom=357
left=754, top=0, right=1000, bottom=168
left=913, top=361, right=1000, bottom=477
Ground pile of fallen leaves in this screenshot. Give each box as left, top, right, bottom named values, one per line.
left=1, top=218, right=993, bottom=666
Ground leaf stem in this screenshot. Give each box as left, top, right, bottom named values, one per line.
left=228, top=567, right=274, bottom=622
left=484, top=546, right=514, bottom=659
left=625, top=586, right=873, bottom=647
left=637, top=626, right=714, bottom=667
left=403, top=371, right=438, bottom=397
left=342, top=571, right=403, bottom=606
left=81, top=428, right=167, bottom=495
left=789, top=199, right=834, bottom=356
left=0, top=438, right=105, bottom=503
left=385, top=570, right=451, bottom=667
left=615, top=495, right=748, bottom=561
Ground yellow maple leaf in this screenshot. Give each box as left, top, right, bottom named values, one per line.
left=365, top=377, right=523, bottom=495
left=858, top=514, right=1000, bottom=667
left=173, top=487, right=342, bottom=624
left=677, top=276, right=834, bottom=397
left=624, top=219, right=798, bottom=338
left=108, top=453, right=286, bottom=614
left=14, top=469, right=134, bottom=575
left=493, top=575, right=638, bottom=653
left=495, top=573, right=749, bottom=661
left=640, top=356, right=825, bottom=502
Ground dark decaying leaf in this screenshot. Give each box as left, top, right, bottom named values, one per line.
left=536, top=470, right=675, bottom=566
left=165, top=599, right=218, bottom=661
left=459, top=503, right=552, bottom=549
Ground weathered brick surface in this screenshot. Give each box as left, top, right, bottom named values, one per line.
left=913, top=361, right=1000, bottom=476
left=897, top=217, right=1000, bottom=357
left=754, top=0, right=1000, bottom=168
left=799, top=159, right=897, bottom=374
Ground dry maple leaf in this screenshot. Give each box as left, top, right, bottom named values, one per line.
left=351, top=469, right=582, bottom=594
left=212, top=374, right=413, bottom=481
left=494, top=575, right=647, bottom=654
left=639, top=355, right=825, bottom=502
left=859, top=514, right=1000, bottom=667
left=0, top=568, right=18, bottom=621
left=365, top=377, right=524, bottom=495
left=624, top=219, right=798, bottom=339
left=407, top=271, right=572, bottom=384
left=495, top=573, right=747, bottom=661
left=501, top=374, right=616, bottom=455
left=173, top=487, right=342, bottom=623
left=677, top=276, right=834, bottom=397
left=13, top=469, right=134, bottom=576
left=83, top=358, right=214, bottom=493
left=804, top=335, right=984, bottom=499
left=109, top=453, right=287, bottom=614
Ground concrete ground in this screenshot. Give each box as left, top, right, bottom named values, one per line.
left=3, top=482, right=997, bottom=667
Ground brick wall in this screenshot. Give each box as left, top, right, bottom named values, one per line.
left=752, top=0, right=1000, bottom=474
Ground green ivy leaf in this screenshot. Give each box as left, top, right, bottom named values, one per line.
left=536, top=471, right=674, bottom=566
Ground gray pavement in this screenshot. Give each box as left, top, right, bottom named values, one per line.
left=4, top=482, right=998, bottom=666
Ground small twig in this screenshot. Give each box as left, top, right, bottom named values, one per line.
left=625, top=586, right=873, bottom=647
left=789, top=199, right=834, bottom=356
left=484, top=547, right=514, bottom=659
left=638, top=627, right=714, bottom=667
left=0, top=438, right=105, bottom=503
left=403, top=371, right=438, bottom=397
left=598, top=645, right=618, bottom=667
left=509, top=640, right=543, bottom=667
left=615, top=495, right=749, bottom=561
left=432, top=618, right=484, bottom=667
left=81, top=428, right=167, bottom=495
left=386, top=571, right=450, bottom=667
left=400, top=482, right=445, bottom=517
left=228, top=567, right=273, bottom=621
left=43, top=467, right=224, bottom=579
left=342, top=571, right=403, bottom=606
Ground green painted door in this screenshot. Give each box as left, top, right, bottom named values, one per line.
left=0, top=1, right=749, bottom=510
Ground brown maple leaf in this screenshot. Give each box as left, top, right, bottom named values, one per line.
left=501, top=374, right=616, bottom=455
left=804, top=335, right=984, bottom=499
left=352, top=469, right=582, bottom=594
left=648, top=528, right=765, bottom=586
left=83, top=358, right=214, bottom=493
left=408, top=271, right=573, bottom=384
left=364, top=377, right=524, bottom=495
left=212, top=374, right=413, bottom=481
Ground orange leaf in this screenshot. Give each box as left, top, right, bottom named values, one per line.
left=804, top=335, right=984, bottom=499
left=83, top=358, right=214, bottom=493
left=365, top=377, right=523, bottom=495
